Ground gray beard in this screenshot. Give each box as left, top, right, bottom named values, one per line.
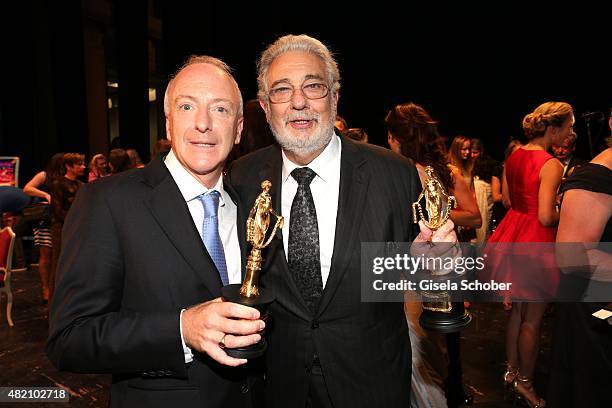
left=270, top=115, right=336, bottom=157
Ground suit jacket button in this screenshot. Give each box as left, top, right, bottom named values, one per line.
left=241, top=383, right=249, bottom=394
left=311, top=320, right=319, bottom=329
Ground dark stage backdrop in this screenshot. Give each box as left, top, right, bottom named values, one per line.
left=161, top=2, right=609, bottom=162
left=1, top=1, right=609, bottom=183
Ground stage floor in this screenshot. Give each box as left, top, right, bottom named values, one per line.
left=1, top=267, right=552, bottom=407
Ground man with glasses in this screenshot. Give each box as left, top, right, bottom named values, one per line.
left=229, top=34, right=457, bottom=408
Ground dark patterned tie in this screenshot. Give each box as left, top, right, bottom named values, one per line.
left=288, top=167, right=322, bottom=313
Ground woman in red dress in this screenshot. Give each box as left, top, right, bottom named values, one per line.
left=486, top=102, right=574, bottom=407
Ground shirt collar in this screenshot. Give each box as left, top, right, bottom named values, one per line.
left=281, top=132, right=341, bottom=185
left=164, top=149, right=226, bottom=206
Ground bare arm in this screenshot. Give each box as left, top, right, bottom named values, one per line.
left=449, top=168, right=482, bottom=228
left=491, top=175, right=503, bottom=202
left=538, top=159, right=563, bottom=227
left=24, top=171, right=51, bottom=203
left=502, top=167, right=511, bottom=209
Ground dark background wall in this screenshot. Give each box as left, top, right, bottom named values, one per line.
left=1, top=1, right=609, bottom=185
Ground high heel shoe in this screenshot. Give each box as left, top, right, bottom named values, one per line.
left=503, top=363, right=518, bottom=388
left=512, top=374, right=545, bottom=408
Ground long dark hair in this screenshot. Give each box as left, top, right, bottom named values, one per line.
left=385, top=102, right=453, bottom=191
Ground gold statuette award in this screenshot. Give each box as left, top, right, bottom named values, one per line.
left=411, top=166, right=471, bottom=333
left=221, top=180, right=283, bottom=358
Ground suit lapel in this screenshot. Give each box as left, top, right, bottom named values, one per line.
left=142, top=157, right=223, bottom=297
left=316, top=138, right=369, bottom=318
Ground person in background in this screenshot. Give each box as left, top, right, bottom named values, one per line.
left=126, top=148, right=145, bottom=169
left=491, top=139, right=523, bottom=232
left=552, top=130, right=584, bottom=180
left=108, top=148, right=133, bottom=174
left=343, top=127, right=368, bottom=143
left=151, top=139, right=172, bottom=158
left=23, top=153, right=65, bottom=302
left=386, top=101, right=480, bottom=407
left=484, top=101, right=574, bottom=408
left=493, top=139, right=523, bottom=312
left=87, top=153, right=109, bottom=182
left=49, top=153, right=85, bottom=302
left=469, top=139, right=500, bottom=244
left=448, top=135, right=474, bottom=190
left=471, top=155, right=500, bottom=244
left=550, top=124, right=612, bottom=407
left=236, top=99, right=277, bottom=157
left=334, top=115, right=347, bottom=134
left=470, top=138, right=483, bottom=160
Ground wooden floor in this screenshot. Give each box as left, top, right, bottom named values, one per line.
left=1, top=266, right=553, bottom=407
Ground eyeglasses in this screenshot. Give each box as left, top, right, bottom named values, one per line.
left=268, top=82, right=329, bottom=104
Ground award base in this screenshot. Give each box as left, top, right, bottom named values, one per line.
left=419, top=301, right=472, bottom=333
left=221, top=284, right=275, bottom=359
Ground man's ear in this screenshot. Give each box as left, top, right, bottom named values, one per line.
left=259, top=98, right=271, bottom=122
left=165, top=116, right=172, bottom=142
left=234, top=116, right=244, bottom=145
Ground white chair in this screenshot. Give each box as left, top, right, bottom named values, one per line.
left=0, top=226, right=16, bottom=326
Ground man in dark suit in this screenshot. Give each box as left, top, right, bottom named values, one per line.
left=229, top=34, right=456, bottom=408
left=46, top=56, right=265, bottom=408
left=552, top=130, right=585, bottom=180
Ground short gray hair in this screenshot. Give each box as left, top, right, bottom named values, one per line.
left=257, top=34, right=341, bottom=101
left=163, top=55, right=243, bottom=117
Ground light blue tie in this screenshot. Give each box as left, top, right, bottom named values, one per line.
left=198, top=191, right=229, bottom=286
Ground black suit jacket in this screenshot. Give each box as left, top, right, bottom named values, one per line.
left=562, top=156, right=586, bottom=179
left=46, top=155, right=253, bottom=408
left=228, top=137, right=421, bottom=408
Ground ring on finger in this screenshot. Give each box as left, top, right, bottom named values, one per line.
left=219, top=333, right=227, bottom=348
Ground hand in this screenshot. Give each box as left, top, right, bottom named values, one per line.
left=43, top=193, right=51, bottom=204
left=411, top=220, right=461, bottom=275
left=182, top=297, right=264, bottom=366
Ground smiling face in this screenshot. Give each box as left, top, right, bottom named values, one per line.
left=260, top=50, right=337, bottom=165
left=165, top=63, right=243, bottom=187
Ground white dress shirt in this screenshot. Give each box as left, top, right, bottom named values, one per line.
left=164, top=150, right=241, bottom=363
left=281, top=133, right=342, bottom=288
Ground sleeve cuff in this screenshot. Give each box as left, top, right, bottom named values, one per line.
left=179, top=309, right=194, bottom=364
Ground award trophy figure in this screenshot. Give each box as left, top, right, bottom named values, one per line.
left=412, top=166, right=472, bottom=333
left=221, top=180, right=284, bottom=358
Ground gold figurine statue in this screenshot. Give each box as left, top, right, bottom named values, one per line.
left=412, top=166, right=458, bottom=313
left=239, top=180, right=284, bottom=298
left=412, top=166, right=456, bottom=231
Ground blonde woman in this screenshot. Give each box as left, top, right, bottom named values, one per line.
left=485, top=102, right=574, bottom=407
